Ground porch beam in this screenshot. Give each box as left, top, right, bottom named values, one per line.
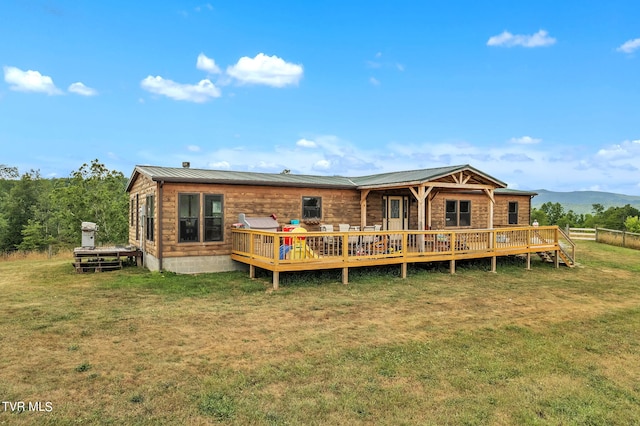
left=357, top=181, right=497, bottom=191
left=360, top=189, right=370, bottom=228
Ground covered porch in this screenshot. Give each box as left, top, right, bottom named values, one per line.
left=351, top=166, right=529, bottom=233
left=231, top=226, right=575, bottom=289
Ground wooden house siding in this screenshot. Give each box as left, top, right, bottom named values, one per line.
left=143, top=181, right=363, bottom=259
left=127, top=164, right=536, bottom=273
left=128, top=174, right=158, bottom=257
left=494, top=195, right=532, bottom=227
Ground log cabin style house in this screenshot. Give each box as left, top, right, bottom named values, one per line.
left=126, top=164, right=537, bottom=274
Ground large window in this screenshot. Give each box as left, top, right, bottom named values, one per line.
left=146, top=195, right=155, bottom=241
left=204, top=194, right=224, bottom=242
left=179, top=194, right=199, bottom=242
left=178, top=193, right=225, bottom=243
left=445, top=200, right=471, bottom=227
left=508, top=202, right=519, bottom=225
left=302, top=196, right=322, bottom=219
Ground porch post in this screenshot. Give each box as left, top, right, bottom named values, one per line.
left=484, top=189, right=495, bottom=229
left=360, top=190, right=370, bottom=228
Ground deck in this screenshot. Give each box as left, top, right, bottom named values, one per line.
left=73, top=246, right=143, bottom=273
left=231, top=226, right=575, bottom=288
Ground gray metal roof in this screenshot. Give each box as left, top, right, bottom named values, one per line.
left=128, top=165, right=357, bottom=190
left=351, top=164, right=506, bottom=188
left=127, top=164, right=509, bottom=192
left=495, top=188, right=538, bottom=196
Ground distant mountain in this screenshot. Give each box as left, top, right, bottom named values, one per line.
left=531, top=190, right=640, bottom=215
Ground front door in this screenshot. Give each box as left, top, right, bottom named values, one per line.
left=383, top=196, right=407, bottom=231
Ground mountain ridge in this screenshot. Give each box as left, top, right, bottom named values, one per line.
left=530, top=189, right=640, bottom=215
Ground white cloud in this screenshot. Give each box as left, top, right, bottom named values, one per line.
left=3, top=66, right=63, bottom=95
left=596, top=139, right=640, bottom=161
left=509, top=136, right=541, bottom=145
left=369, top=77, right=380, bottom=86
left=209, top=161, right=231, bottom=170
left=68, top=82, right=98, bottom=96
left=187, top=145, right=201, bottom=152
left=140, top=75, right=221, bottom=102
left=617, top=38, right=640, bottom=54
left=296, top=138, right=317, bottom=148
left=196, top=53, right=221, bottom=74
left=313, top=159, right=331, bottom=170
left=487, top=30, right=556, bottom=48
left=195, top=3, right=213, bottom=12
left=226, top=53, right=303, bottom=87
left=396, top=63, right=405, bottom=72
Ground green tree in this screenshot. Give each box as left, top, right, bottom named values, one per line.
left=591, top=203, right=605, bottom=216
left=18, top=219, right=54, bottom=251
left=51, top=160, right=128, bottom=246
left=0, top=170, right=42, bottom=250
left=0, top=164, right=19, bottom=179
left=624, top=216, right=640, bottom=233
left=540, top=202, right=565, bottom=225
left=598, top=204, right=640, bottom=231
left=530, top=207, right=548, bottom=225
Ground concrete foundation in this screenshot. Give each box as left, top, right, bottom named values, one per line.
left=142, top=253, right=247, bottom=274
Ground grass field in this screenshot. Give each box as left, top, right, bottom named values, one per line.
left=1, top=241, right=639, bottom=425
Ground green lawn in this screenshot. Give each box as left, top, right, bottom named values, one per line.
left=1, top=241, right=639, bottom=425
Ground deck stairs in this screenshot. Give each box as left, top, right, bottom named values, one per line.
left=536, top=229, right=576, bottom=267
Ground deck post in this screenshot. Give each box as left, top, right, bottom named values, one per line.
left=491, top=256, right=497, bottom=273
left=250, top=264, right=255, bottom=279
left=401, top=262, right=407, bottom=279
left=526, top=252, right=531, bottom=270
left=342, top=267, right=349, bottom=285
left=450, top=259, right=455, bottom=274
left=554, top=250, right=560, bottom=268
left=273, top=271, right=279, bottom=290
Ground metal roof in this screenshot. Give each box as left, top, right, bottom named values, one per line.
left=127, top=164, right=509, bottom=192
left=351, top=164, right=506, bottom=188
left=128, top=166, right=357, bottom=190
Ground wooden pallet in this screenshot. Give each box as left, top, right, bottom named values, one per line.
left=74, top=257, right=123, bottom=273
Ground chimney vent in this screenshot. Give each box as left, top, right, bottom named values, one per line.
left=182, top=162, right=190, bottom=168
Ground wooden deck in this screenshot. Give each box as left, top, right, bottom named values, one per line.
left=73, top=246, right=143, bottom=273
left=231, top=226, right=575, bottom=288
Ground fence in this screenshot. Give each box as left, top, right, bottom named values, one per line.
left=567, top=227, right=596, bottom=241
left=596, top=228, right=640, bottom=250
left=1, top=246, right=74, bottom=262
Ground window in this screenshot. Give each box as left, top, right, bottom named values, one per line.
left=130, top=198, right=135, bottom=226
left=135, top=194, right=139, bottom=240
left=508, top=202, right=518, bottom=225
left=302, top=196, right=322, bottom=219
left=459, top=200, right=471, bottom=227
left=204, top=194, right=224, bottom=242
left=146, top=195, right=155, bottom=241
left=179, top=194, right=199, bottom=242
left=390, top=199, right=400, bottom=219
left=445, top=200, right=471, bottom=227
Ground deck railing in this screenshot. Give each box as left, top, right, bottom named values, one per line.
left=231, top=226, right=563, bottom=287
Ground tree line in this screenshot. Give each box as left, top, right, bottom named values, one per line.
left=0, top=160, right=129, bottom=253
left=2, top=160, right=640, bottom=253
left=531, top=202, right=640, bottom=233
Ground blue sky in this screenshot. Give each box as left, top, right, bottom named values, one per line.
left=1, top=0, right=639, bottom=195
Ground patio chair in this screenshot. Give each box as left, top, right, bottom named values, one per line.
left=361, top=225, right=376, bottom=255
left=320, top=224, right=336, bottom=255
